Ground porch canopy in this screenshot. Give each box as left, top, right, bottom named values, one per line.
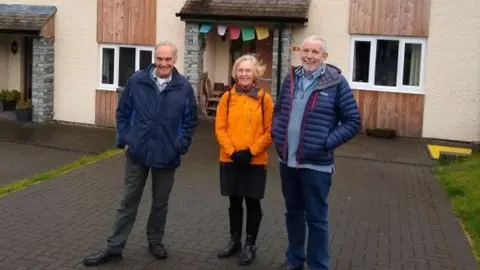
left=0, top=4, right=56, bottom=34
left=175, top=0, right=310, bottom=25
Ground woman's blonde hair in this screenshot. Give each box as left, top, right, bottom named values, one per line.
left=231, top=54, right=267, bottom=83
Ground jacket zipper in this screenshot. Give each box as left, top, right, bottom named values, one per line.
left=295, top=80, right=340, bottom=165
left=282, top=68, right=295, bottom=161
left=295, top=91, right=318, bottom=165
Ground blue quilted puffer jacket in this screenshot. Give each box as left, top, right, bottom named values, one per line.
left=272, top=64, right=361, bottom=165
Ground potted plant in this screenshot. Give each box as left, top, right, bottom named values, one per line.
left=1, top=89, right=21, bottom=111
left=15, top=96, right=33, bottom=123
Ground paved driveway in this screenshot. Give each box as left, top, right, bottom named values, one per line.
left=0, top=121, right=476, bottom=269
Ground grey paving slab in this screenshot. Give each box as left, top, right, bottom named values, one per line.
left=0, top=119, right=116, bottom=154
left=0, top=141, right=82, bottom=186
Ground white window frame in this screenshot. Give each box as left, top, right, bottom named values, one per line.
left=98, top=44, right=154, bottom=91
left=349, top=35, right=427, bottom=94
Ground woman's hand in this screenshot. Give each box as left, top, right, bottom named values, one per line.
left=230, top=149, right=253, bottom=165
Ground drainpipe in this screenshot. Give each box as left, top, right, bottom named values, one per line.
left=276, top=24, right=284, bottom=101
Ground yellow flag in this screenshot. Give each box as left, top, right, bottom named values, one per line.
left=255, top=26, right=269, bottom=40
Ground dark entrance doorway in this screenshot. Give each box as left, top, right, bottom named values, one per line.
left=23, top=36, right=33, bottom=100
left=230, top=32, right=274, bottom=93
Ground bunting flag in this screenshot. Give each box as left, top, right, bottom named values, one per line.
left=217, top=25, right=227, bottom=36
left=255, top=26, right=269, bottom=40
left=201, top=24, right=270, bottom=41
left=199, top=24, right=212, bottom=33
left=241, top=27, right=255, bottom=41
left=229, top=26, right=241, bottom=40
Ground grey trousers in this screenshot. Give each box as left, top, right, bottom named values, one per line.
left=105, top=152, right=176, bottom=253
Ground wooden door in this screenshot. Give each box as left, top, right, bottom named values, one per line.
left=255, top=34, right=273, bottom=93
left=229, top=33, right=274, bottom=93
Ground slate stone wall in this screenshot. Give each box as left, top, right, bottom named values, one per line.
left=184, top=22, right=205, bottom=101
left=32, top=37, right=54, bottom=122
left=271, top=26, right=292, bottom=99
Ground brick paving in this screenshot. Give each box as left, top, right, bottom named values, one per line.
left=0, top=121, right=477, bottom=269
left=0, top=141, right=82, bottom=186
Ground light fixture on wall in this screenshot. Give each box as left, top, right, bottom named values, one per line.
left=10, top=40, right=18, bottom=55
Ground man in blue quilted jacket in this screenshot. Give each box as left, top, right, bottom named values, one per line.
left=84, top=40, right=198, bottom=266
left=272, top=35, right=361, bottom=270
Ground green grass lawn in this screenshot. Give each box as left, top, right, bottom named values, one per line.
left=434, top=153, right=480, bottom=262
left=0, top=149, right=122, bottom=198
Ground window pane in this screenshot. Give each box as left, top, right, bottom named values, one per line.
left=101, top=48, right=114, bottom=84
left=402, top=43, right=422, bottom=86
left=374, top=40, right=399, bottom=86
left=352, top=41, right=370, bottom=83
left=118, top=47, right=136, bottom=87
left=139, top=50, right=152, bottom=70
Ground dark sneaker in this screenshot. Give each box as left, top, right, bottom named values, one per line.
left=149, top=243, right=168, bottom=259
left=83, top=250, right=122, bottom=266
left=279, top=261, right=304, bottom=270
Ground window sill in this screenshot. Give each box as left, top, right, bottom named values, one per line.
left=350, top=83, right=425, bottom=95
left=97, top=87, right=118, bottom=92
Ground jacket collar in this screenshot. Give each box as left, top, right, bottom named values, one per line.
left=290, top=63, right=341, bottom=89
left=233, top=84, right=262, bottom=99
left=141, top=64, right=183, bottom=90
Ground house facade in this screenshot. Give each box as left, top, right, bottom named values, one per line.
left=0, top=0, right=479, bottom=143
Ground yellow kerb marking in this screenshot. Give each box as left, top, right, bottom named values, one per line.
left=427, top=144, right=472, bottom=159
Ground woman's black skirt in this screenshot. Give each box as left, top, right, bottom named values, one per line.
left=219, top=162, right=267, bottom=200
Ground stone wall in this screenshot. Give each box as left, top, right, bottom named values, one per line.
left=184, top=22, right=205, bottom=101
left=32, top=37, right=54, bottom=122
left=271, top=26, right=292, bottom=99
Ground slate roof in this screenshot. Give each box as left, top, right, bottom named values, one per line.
left=176, top=0, right=310, bottom=23
left=0, top=4, right=56, bottom=31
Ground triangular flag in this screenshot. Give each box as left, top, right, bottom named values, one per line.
left=199, top=24, right=212, bottom=33
left=229, top=26, right=241, bottom=40
left=255, top=26, right=269, bottom=40
left=217, top=25, right=227, bottom=36
left=242, top=27, right=255, bottom=41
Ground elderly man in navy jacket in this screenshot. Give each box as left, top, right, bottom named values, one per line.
left=84, top=40, right=198, bottom=266
left=272, top=35, right=361, bottom=270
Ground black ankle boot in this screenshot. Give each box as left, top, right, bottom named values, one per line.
left=218, top=206, right=243, bottom=259
left=238, top=234, right=256, bottom=266
left=217, top=232, right=242, bottom=258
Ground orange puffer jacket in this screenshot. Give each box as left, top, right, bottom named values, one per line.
left=215, top=85, right=274, bottom=165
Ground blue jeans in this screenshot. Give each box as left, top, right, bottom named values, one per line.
left=280, top=162, right=332, bottom=270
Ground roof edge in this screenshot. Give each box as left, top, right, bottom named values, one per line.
left=0, top=4, right=57, bottom=14
left=175, top=13, right=308, bottom=25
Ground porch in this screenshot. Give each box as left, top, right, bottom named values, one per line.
left=176, top=0, right=310, bottom=118
left=0, top=4, right=56, bottom=123
left=197, top=24, right=278, bottom=117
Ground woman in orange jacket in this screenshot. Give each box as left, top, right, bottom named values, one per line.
left=215, top=54, right=274, bottom=266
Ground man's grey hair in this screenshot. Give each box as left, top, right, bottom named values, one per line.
left=303, top=35, right=327, bottom=53
left=154, top=40, right=178, bottom=57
